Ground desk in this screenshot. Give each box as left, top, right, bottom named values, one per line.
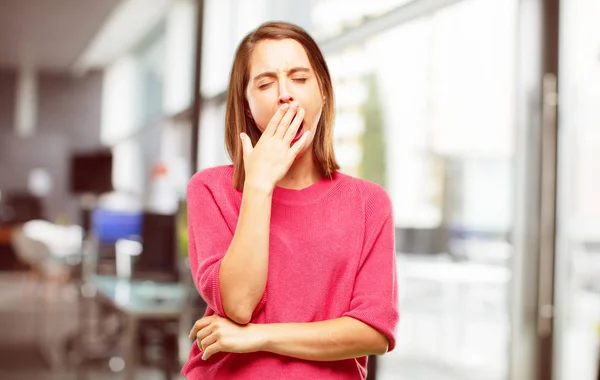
left=90, top=275, right=187, bottom=380
left=399, top=259, right=511, bottom=284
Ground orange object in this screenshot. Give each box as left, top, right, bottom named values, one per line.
left=151, top=163, right=168, bottom=178
left=0, top=226, right=13, bottom=244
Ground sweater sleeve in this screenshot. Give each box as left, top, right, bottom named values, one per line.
left=342, top=188, right=399, bottom=352
left=186, top=172, right=267, bottom=318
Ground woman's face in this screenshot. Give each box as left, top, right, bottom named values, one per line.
left=246, top=39, right=322, bottom=150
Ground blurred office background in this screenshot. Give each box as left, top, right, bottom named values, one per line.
left=0, top=0, right=598, bottom=379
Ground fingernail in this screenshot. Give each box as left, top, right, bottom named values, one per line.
left=282, top=104, right=289, bottom=109
left=202, top=353, right=206, bottom=360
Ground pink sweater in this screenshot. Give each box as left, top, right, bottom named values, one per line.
left=182, top=165, right=399, bottom=380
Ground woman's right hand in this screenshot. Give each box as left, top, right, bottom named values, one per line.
left=240, top=102, right=312, bottom=191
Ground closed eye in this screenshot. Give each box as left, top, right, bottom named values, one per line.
left=292, top=78, right=308, bottom=83
left=258, top=82, right=273, bottom=90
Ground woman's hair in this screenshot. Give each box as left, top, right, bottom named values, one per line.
left=224, top=21, right=339, bottom=190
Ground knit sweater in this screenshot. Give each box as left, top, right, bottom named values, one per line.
left=181, top=165, right=399, bottom=380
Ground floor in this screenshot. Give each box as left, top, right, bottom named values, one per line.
left=0, top=273, right=184, bottom=380
left=1, top=254, right=597, bottom=380
left=0, top=264, right=507, bottom=380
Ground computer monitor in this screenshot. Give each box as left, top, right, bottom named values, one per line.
left=69, top=151, right=113, bottom=195
left=3, top=192, right=44, bottom=223
left=134, top=212, right=179, bottom=282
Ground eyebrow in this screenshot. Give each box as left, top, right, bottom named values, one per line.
left=252, top=67, right=311, bottom=82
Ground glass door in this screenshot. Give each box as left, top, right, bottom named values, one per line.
left=554, top=0, right=600, bottom=379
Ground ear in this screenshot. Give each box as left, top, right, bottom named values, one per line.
left=245, top=107, right=254, bottom=120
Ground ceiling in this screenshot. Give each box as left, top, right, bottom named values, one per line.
left=0, top=0, right=121, bottom=70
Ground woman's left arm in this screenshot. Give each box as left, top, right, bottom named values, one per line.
left=255, top=316, right=388, bottom=360
left=189, top=315, right=387, bottom=361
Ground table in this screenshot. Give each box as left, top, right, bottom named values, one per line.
left=89, top=275, right=187, bottom=380
left=398, top=258, right=511, bottom=284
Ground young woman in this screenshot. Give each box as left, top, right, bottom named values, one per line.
left=182, top=21, right=399, bottom=380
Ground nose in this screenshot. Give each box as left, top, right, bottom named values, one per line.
left=278, top=79, right=294, bottom=105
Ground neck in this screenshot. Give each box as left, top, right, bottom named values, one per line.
left=276, top=149, right=321, bottom=190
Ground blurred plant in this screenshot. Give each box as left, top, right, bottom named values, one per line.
left=177, top=200, right=189, bottom=258
left=360, top=73, right=387, bottom=188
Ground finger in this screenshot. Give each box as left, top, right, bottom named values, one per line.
left=202, top=341, right=221, bottom=361
left=195, top=324, right=214, bottom=345
left=240, top=133, right=253, bottom=159
left=264, top=103, right=290, bottom=136
left=274, top=103, right=299, bottom=138
left=189, top=317, right=212, bottom=340
left=283, top=108, right=305, bottom=143
left=290, top=130, right=312, bottom=156
left=199, top=332, right=218, bottom=352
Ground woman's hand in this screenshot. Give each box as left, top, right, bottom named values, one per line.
left=240, top=102, right=312, bottom=191
left=188, top=315, right=265, bottom=360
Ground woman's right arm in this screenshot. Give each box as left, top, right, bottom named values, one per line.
left=219, top=184, right=273, bottom=325
left=187, top=174, right=274, bottom=325
left=219, top=102, right=310, bottom=324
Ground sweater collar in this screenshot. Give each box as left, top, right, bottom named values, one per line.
left=271, top=171, right=342, bottom=205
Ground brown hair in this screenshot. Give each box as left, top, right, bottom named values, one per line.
left=224, top=21, right=339, bottom=190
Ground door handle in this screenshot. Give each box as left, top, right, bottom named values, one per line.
left=537, top=73, right=558, bottom=338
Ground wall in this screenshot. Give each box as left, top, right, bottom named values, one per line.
left=0, top=69, right=104, bottom=223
